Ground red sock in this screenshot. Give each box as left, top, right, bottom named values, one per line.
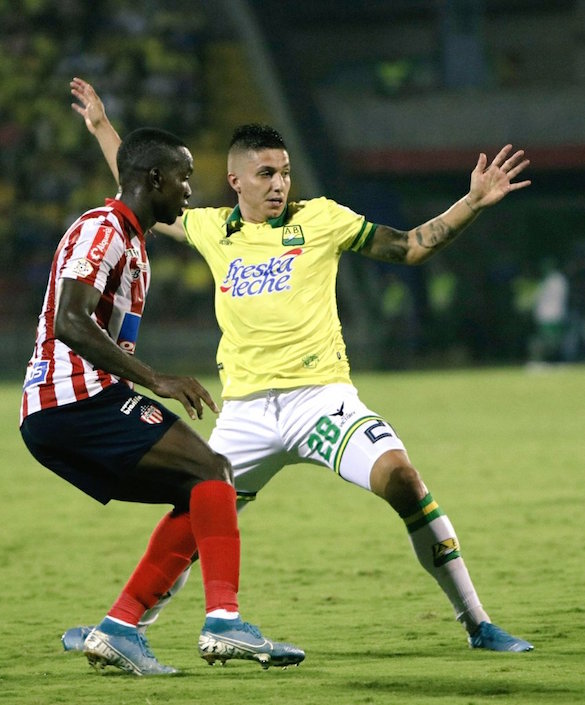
left=189, top=480, right=239, bottom=613
left=109, top=511, right=196, bottom=625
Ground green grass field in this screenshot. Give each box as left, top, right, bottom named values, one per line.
left=1, top=367, right=583, bottom=704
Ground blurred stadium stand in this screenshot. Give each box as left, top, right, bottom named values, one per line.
left=2, top=0, right=585, bottom=379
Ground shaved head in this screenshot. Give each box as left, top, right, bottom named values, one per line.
left=227, top=123, right=287, bottom=172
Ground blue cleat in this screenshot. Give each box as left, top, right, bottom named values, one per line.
left=469, top=622, right=534, bottom=652
left=62, top=625, right=94, bottom=652
left=82, top=618, right=178, bottom=675
left=198, top=617, right=305, bottom=669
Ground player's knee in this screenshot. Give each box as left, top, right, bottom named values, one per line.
left=175, top=453, right=233, bottom=509
left=385, top=464, right=428, bottom=515
left=371, top=455, right=424, bottom=509
left=207, top=451, right=233, bottom=484
left=176, top=452, right=233, bottom=505
left=388, top=464, right=421, bottom=496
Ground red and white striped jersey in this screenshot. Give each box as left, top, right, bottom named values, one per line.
left=20, top=198, right=150, bottom=423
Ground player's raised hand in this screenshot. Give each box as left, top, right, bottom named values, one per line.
left=467, top=145, right=531, bottom=211
left=70, top=77, right=107, bottom=134
left=150, top=373, right=220, bottom=420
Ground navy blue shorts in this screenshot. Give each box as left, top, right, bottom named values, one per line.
left=20, top=383, right=179, bottom=505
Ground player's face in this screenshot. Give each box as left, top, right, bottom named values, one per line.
left=229, top=148, right=291, bottom=223
left=155, top=147, right=193, bottom=224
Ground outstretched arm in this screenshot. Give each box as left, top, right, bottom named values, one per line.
left=361, top=145, right=531, bottom=266
left=70, top=77, right=121, bottom=182
left=70, top=77, right=186, bottom=242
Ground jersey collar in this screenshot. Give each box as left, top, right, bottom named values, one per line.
left=224, top=204, right=289, bottom=236
left=105, top=198, right=144, bottom=238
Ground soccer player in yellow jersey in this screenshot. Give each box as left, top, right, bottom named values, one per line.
left=63, top=77, right=534, bottom=655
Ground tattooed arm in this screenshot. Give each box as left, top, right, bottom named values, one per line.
left=361, top=145, right=531, bottom=266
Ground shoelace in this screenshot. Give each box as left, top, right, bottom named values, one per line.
left=239, top=622, right=263, bottom=639
left=136, top=632, right=156, bottom=658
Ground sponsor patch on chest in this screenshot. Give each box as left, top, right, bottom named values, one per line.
left=219, top=248, right=303, bottom=298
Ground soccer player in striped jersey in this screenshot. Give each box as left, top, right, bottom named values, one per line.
left=63, top=77, right=534, bottom=655
left=20, top=126, right=304, bottom=675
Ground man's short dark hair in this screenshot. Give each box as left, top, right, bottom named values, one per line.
left=117, top=127, right=187, bottom=185
left=228, top=123, right=287, bottom=153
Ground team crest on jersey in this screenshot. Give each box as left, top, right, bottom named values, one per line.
left=220, top=248, right=303, bottom=298
left=72, top=258, right=94, bottom=278
left=282, top=225, right=305, bottom=246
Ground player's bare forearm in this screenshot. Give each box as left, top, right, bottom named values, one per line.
left=407, top=195, right=480, bottom=264
left=361, top=144, right=530, bottom=266
left=152, top=219, right=187, bottom=242
left=362, top=199, right=476, bottom=266
left=94, top=122, right=122, bottom=184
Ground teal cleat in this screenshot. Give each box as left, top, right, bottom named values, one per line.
left=82, top=618, right=178, bottom=675
left=62, top=625, right=94, bottom=652
left=198, top=617, right=305, bottom=669
left=62, top=623, right=149, bottom=652
left=469, top=622, right=534, bottom=652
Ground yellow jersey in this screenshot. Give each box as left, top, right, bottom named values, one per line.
left=182, top=197, right=377, bottom=398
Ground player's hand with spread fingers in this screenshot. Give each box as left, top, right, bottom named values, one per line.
left=150, top=373, right=220, bottom=420
left=70, top=77, right=108, bottom=134
left=70, top=77, right=122, bottom=182
left=466, top=144, right=531, bottom=212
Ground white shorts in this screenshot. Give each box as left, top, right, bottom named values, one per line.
left=209, top=383, right=406, bottom=495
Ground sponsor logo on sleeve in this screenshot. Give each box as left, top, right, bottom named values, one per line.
left=87, top=226, right=115, bottom=264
